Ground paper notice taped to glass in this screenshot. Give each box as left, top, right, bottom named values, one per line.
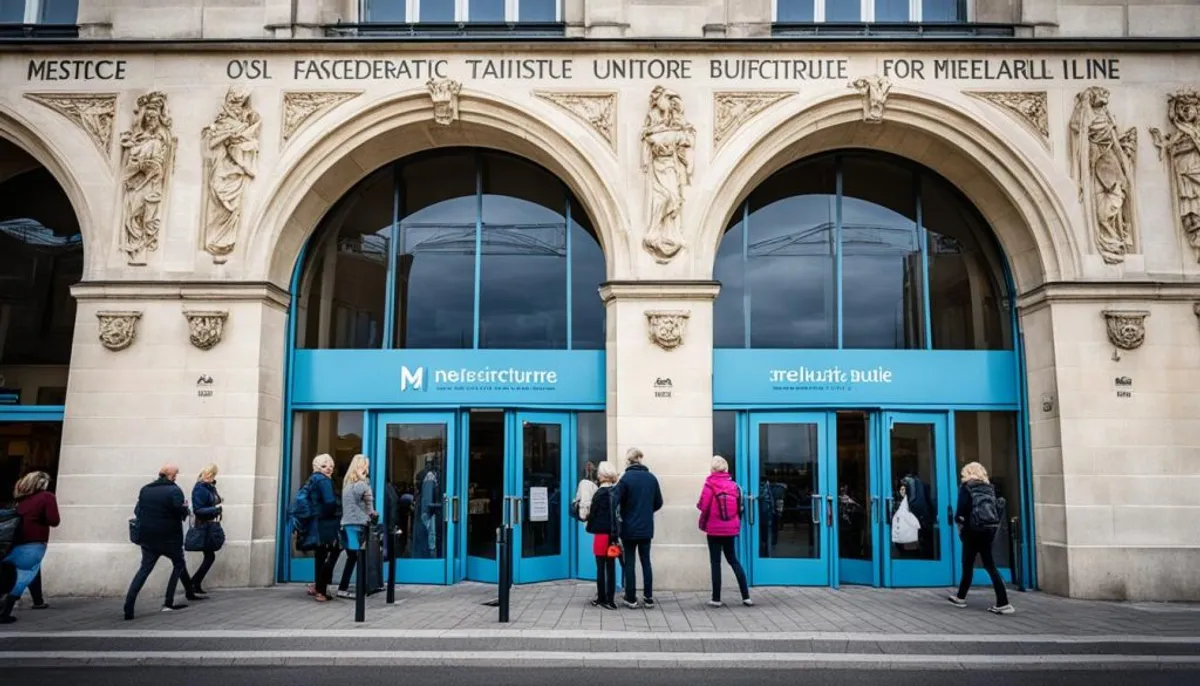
left=529, top=487, right=549, bottom=522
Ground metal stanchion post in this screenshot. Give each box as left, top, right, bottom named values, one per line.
left=497, top=526, right=510, bottom=623
left=355, top=522, right=368, bottom=623
left=1011, top=517, right=1026, bottom=592
left=386, top=527, right=397, bottom=605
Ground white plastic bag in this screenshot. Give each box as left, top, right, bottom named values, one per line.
left=891, top=495, right=921, bottom=545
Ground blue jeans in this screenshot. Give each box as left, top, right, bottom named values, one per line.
left=3, top=543, right=47, bottom=597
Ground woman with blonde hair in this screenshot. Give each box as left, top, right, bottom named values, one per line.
left=1, top=471, right=60, bottom=624
left=698, top=456, right=752, bottom=607
left=187, top=464, right=224, bottom=595
left=336, top=454, right=376, bottom=599
left=585, top=461, right=620, bottom=609
left=305, top=454, right=342, bottom=602
left=948, top=461, right=1014, bottom=615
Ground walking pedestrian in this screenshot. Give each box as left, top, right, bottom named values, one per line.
left=698, top=456, right=752, bottom=608
left=0, top=471, right=60, bottom=624
left=336, top=454, right=376, bottom=599
left=306, top=454, right=342, bottom=602
left=585, top=461, right=620, bottom=609
left=188, top=464, right=224, bottom=595
left=613, top=447, right=662, bottom=609
left=948, top=461, right=1015, bottom=615
left=123, top=465, right=204, bottom=620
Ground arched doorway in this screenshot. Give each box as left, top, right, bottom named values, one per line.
left=280, top=148, right=608, bottom=587
left=711, top=151, right=1030, bottom=590
left=0, top=138, right=83, bottom=503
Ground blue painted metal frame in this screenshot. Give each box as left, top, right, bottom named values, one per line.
left=0, top=406, right=65, bottom=422
left=881, top=411, right=954, bottom=588
left=513, top=410, right=573, bottom=583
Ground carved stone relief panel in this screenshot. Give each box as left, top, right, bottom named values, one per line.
left=184, top=310, right=229, bottom=350
left=1102, top=309, right=1149, bottom=350
left=1150, top=89, right=1200, bottom=261
left=641, top=86, right=696, bottom=264
left=427, top=78, right=462, bottom=126
left=713, top=92, right=794, bottom=151
left=646, top=310, right=689, bottom=350
left=119, top=91, right=177, bottom=266
left=965, top=91, right=1050, bottom=146
left=280, top=91, right=361, bottom=146
left=97, top=311, right=142, bottom=351
left=25, top=92, right=118, bottom=158
left=849, top=75, right=892, bottom=123
left=1069, top=87, right=1138, bottom=265
left=534, top=91, right=617, bottom=151
left=200, top=86, right=261, bottom=264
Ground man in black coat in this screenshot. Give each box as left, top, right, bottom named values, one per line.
left=123, top=464, right=202, bottom=620
left=612, top=448, right=663, bottom=609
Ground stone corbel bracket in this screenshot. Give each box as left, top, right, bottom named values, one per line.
left=1102, top=309, right=1149, bottom=351
left=427, top=78, right=462, bottom=126
left=96, top=311, right=142, bottom=351
left=184, top=310, right=229, bottom=350
left=646, top=310, right=690, bottom=350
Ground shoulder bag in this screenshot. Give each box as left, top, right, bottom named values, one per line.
left=605, top=488, right=623, bottom=559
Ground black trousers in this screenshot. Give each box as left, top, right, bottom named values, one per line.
left=191, top=551, right=217, bottom=590
left=956, top=530, right=1009, bottom=606
left=706, top=535, right=750, bottom=603
left=621, top=538, right=653, bottom=602
left=594, top=555, right=616, bottom=605
left=26, top=571, right=44, bottom=605
left=124, top=545, right=193, bottom=614
left=313, top=545, right=341, bottom=596
left=337, top=549, right=359, bottom=592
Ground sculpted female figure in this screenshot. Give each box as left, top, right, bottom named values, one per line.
left=119, top=92, right=177, bottom=266
left=641, top=87, right=695, bottom=264
left=1152, top=90, right=1200, bottom=258
left=201, top=86, right=261, bottom=263
left=1068, top=87, right=1138, bottom=265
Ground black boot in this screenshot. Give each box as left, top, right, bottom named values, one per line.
left=0, top=594, right=17, bottom=624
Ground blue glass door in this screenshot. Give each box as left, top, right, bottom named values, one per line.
left=880, top=412, right=955, bottom=587
left=835, top=410, right=881, bottom=586
left=512, top=411, right=572, bottom=583
left=747, top=413, right=834, bottom=586
left=376, top=412, right=457, bottom=585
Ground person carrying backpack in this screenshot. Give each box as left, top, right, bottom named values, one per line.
left=948, top=461, right=1014, bottom=615
left=290, top=454, right=341, bottom=602
left=697, top=456, right=752, bottom=608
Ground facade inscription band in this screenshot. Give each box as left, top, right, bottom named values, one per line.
left=1069, top=87, right=1138, bottom=265
left=118, top=91, right=177, bottom=266
left=1150, top=89, right=1200, bottom=262
left=641, top=86, right=696, bottom=264
left=200, top=86, right=261, bottom=264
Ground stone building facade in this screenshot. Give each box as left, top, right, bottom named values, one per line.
left=2, top=0, right=1200, bottom=602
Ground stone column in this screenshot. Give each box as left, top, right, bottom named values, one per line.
left=45, top=283, right=288, bottom=595
left=600, top=281, right=719, bottom=591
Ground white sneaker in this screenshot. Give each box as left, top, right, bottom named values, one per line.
left=989, top=604, right=1015, bottom=615
left=947, top=595, right=967, bottom=608
left=707, top=600, right=724, bottom=608
left=742, top=598, right=755, bottom=607
left=623, top=599, right=640, bottom=609
left=336, top=590, right=355, bottom=599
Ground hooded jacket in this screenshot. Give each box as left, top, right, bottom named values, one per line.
left=697, top=472, right=742, bottom=537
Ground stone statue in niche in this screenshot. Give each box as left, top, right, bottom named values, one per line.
left=1151, top=89, right=1200, bottom=261
left=1069, top=87, right=1138, bottom=265
left=119, top=91, right=177, bottom=266
left=849, top=75, right=892, bottom=123
left=96, top=311, right=142, bottom=352
left=640, top=86, right=695, bottom=264
left=427, top=78, right=462, bottom=126
left=201, top=86, right=261, bottom=264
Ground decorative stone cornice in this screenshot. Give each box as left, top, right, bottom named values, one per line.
left=645, top=310, right=690, bottom=350
left=184, top=310, right=229, bottom=350
left=599, top=281, right=721, bottom=303
left=1102, top=309, right=1149, bottom=350
left=1017, top=281, right=1200, bottom=313
left=96, top=311, right=141, bottom=352
left=72, top=281, right=290, bottom=311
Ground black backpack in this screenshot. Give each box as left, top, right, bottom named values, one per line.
left=0, top=508, right=22, bottom=558
left=966, top=482, right=1001, bottom=532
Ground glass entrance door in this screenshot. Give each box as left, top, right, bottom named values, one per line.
left=880, top=412, right=954, bottom=587
left=376, top=412, right=457, bottom=585
left=511, top=412, right=571, bottom=583
left=747, top=413, right=834, bottom=586
left=835, top=411, right=878, bottom=586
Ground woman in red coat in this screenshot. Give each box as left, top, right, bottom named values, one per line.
left=1, top=471, right=60, bottom=624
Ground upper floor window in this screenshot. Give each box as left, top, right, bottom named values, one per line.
left=0, top=0, right=77, bottom=24
left=361, top=0, right=559, bottom=24
left=776, top=0, right=966, bottom=23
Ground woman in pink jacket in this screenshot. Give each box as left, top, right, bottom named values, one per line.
left=697, top=456, right=752, bottom=607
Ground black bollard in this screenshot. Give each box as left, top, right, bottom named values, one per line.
left=386, top=527, right=397, bottom=605
left=1010, top=517, right=1026, bottom=592
left=497, top=526, right=510, bottom=623
left=355, top=522, right=368, bottom=623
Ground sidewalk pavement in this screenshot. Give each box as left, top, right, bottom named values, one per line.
left=3, top=581, right=1200, bottom=669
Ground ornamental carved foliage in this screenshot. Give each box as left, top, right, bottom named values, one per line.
left=96, top=311, right=142, bottom=352
left=646, top=310, right=690, bottom=350
left=965, top=91, right=1050, bottom=144
left=201, top=86, right=261, bottom=264
left=534, top=91, right=618, bottom=151
left=1069, top=87, right=1138, bottom=265
left=426, top=78, right=462, bottom=126
left=713, top=92, right=794, bottom=150
left=119, top=91, right=177, bottom=266
left=24, top=92, right=118, bottom=158
left=1102, top=310, right=1149, bottom=351
left=641, top=86, right=696, bottom=264
left=184, top=310, right=228, bottom=350
left=1150, top=89, right=1200, bottom=262
left=280, top=91, right=361, bottom=145
left=849, top=75, right=892, bottom=123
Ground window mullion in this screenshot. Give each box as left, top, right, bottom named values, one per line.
left=911, top=0, right=921, bottom=22
left=814, top=0, right=825, bottom=23
left=457, top=0, right=468, bottom=22
left=506, top=0, right=518, bottom=22
left=408, top=0, right=420, bottom=22
left=25, top=0, right=41, bottom=24
left=863, top=0, right=873, bottom=23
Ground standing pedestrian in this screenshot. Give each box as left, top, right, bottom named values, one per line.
left=613, top=447, right=662, bottom=609
left=188, top=464, right=224, bottom=595
left=0, top=472, right=60, bottom=624
left=698, top=456, right=752, bottom=608
left=123, top=465, right=204, bottom=620
left=585, top=461, right=620, bottom=609
left=948, top=461, right=1014, bottom=615
left=336, top=454, right=376, bottom=599
left=307, top=454, right=342, bottom=602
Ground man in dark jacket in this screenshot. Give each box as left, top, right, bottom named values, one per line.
left=612, top=448, right=663, bottom=608
left=123, top=465, right=202, bottom=620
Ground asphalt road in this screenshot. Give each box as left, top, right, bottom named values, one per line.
left=7, top=667, right=1199, bottom=686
